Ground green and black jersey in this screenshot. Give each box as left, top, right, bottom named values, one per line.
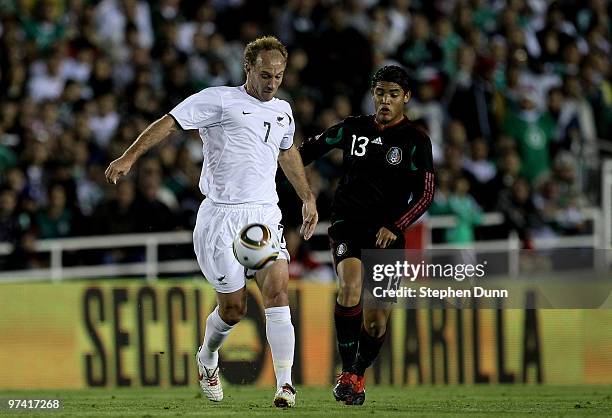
left=300, top=115, right=435, bottom=235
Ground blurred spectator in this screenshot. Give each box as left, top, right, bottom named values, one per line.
left=367, top=5, right=394, bottom=55
left=28, top=53, right=66, bottom=102
left=0, top=144, right=17, bottom=172
left=21, top=139, right=48, bottom=207
left=176, top=3, right=216, bottom=54
left=546, top=86, right=579, bottom=152
left=534, top=152, right=588, bottom=235
left=4, top=230, right=45, bottom=270
left=305, top=4, right=372, bottom=107
left=31, top=101, right=62, bottom=144
left=57, top=81, right=86, bottom=125
left=62, top=44, right=95, bottom=83
left=503, top=86, right=556, bottom=184
left=429, top=168, right=451, bottom=216
left=163, top=62, right=193, bottom=108
left=89, top=93, right=120, bottom=149
left=441, top=144, right=477, bottom=191
left=132, top=158, right=177, bottom=232
left=274, top=0, right=316, bottom=48
left=386, top=0, right=411, bottom=54
left=76, top=162, right=107, bottom=219
left=19, top=0, right=66, bottom=52
left=94, top=0, right=154, bottom=53
left=446, top=119, right=468, bottom=150
left=444, top=177, right=482, bottom=244
left=471, top=0, right=498, bottom=35
left=344, top=0, right=370, bottom=37
left=447, top=46, right=498, bottom=144
left=163, top=144, right=196, bottom=196
left=0, top=187, right=26, bottom=243
left=576, top=0, right=610, bottom=35
left=395, top=13, right=443, bottom=73
left=35, top=183, right=75, bottom=238
left=89, top=56, right=114, bottom=97
left=483, top=149, right=521, bottom=211
left=434, top=15, right=462, bottom=77
left=463, top=138, right=497, bottom=207
left=138, top=157, right=178, bottom=210
left=408, top=80, right=444, bottom=163
left=561, top=75, right=599, bottom=171
left=590, top=66, right=612, bottom=146
left=92, top=178, right=138, bottom=235
left=464, top=138, right=496, bottom=184
left=496, top=177, right=543, bottom=248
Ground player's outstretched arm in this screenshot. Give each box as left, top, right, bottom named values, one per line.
left=278, top=146, right=318, bottom=240
left=105, top=115, right=178, bottom=184
left=299, top=122, right=345, bottom=166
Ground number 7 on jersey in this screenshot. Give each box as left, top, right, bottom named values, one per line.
left=263, top=121, right=271, bottom=143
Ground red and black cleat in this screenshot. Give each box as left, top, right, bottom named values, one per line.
left=332, top=371, right=354, bottom=402
left=333, top=372, right=366, bottom=405
left=345, top=374, right=365, bottom=406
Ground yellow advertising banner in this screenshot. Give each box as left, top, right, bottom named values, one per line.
left=1, top=280, right=611, bottom=389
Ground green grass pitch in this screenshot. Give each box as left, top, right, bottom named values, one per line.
left=1, top=385, right=611, bottom=417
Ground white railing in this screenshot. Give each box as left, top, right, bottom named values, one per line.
left=0, top=207, right=604, bottom=283
left=0, top=231, right=197, bottom=282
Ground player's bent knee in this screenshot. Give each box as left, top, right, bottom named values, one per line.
left=337, top=277, right=362, bottom=306
left=364, top=320, right=386, bottom=338
left=263, top=289, right=289, bottom=308
left=218, top=302, right=247, bottom=325
left=258, top=261, right=290, bottom=308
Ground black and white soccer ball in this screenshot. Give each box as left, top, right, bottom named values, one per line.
left=232, top=223, right=280, bottom=270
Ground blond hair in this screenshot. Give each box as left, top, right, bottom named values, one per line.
left=243, top=36, right=288, bottom=66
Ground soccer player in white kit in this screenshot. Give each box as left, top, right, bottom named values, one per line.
left=105, top=36, right=318, bottom=408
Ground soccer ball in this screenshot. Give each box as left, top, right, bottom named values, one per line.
left=232, top=223, right=280, bottom=270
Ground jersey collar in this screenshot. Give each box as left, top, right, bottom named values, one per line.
left=239, top=84, right=277, bottom=104
left=372, top=114, right=408, bottom=131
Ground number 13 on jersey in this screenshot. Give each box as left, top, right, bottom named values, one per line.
left=350, top=135, right=369, bottom=156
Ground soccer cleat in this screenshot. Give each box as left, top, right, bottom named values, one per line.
left=346, top=374, right=366, bottom=406
left=273, top=383, right=296, bottom=408
left=332, top=372, right=354, bottom=402
left=333, top=372, right=365, bottom=405
left=196, top=349, right=223, bottom=402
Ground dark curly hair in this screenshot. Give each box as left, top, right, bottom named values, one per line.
left=371, top=65, right=411, bottom=93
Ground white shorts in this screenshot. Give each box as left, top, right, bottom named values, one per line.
left=193, top=199, right=290, bottom=293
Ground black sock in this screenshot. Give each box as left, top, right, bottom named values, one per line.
left=334, top=301, right=362, bottom=372
left=352, top=326, right=386, bottom=376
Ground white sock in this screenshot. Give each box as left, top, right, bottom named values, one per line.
left=265, top=306, right=294, bottom=389
left=198, top=306, right=234, bottom=369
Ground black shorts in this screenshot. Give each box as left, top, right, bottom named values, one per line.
left=328, top=220, right=405, bottom=304
left=328, top=220, right=405, bottom=267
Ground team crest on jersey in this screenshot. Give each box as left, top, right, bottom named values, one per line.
left=336, top=243, right=347, bottom=256
left=276, top=115, right=286, bottom=127
left=386, top=147, right=402, bottom=165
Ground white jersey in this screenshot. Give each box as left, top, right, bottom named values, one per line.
left=169, top=85, right=295, bottom=205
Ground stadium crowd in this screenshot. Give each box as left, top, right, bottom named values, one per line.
left=0, top=0, right=610, bottom=273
